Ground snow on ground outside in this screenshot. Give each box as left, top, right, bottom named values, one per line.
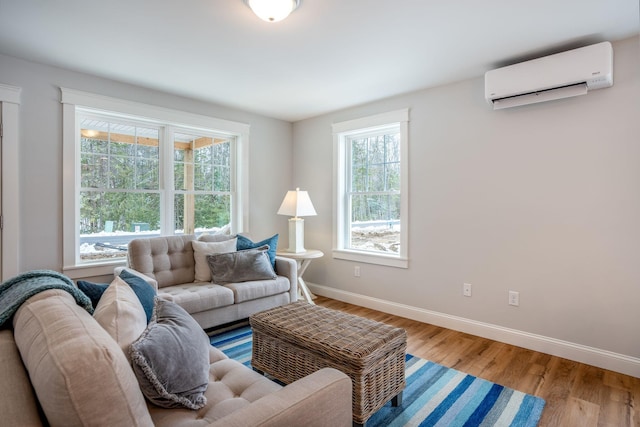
left=80, top=223, right=400, bottom=259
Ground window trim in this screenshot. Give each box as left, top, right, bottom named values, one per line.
left=332, top=108, right=409, bottom=268
left=61, top=88, right=250, bottom=278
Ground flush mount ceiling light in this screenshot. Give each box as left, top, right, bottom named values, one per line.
left=244, top=0, right=301, bottom=22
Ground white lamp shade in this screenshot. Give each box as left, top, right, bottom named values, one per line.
left=246, top=0, right=299, bottom=22
left=277, top=188, right=316, bottom=218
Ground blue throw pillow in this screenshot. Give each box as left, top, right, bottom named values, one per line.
left=77, top=280, right=109, bottom=308
left=119, top=269, right=157, bottom=323
left=236, top=234, right=278, bottom=271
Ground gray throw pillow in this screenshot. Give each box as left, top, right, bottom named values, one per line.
left=130, top=298, right=210, bottom=410
left=207, top=245, right=277, bottom=284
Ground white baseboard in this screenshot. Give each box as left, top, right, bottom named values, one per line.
left=308, top=283, right=640, bottom=378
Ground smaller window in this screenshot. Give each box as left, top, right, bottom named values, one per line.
left=333, top=109, right=409, bottom=268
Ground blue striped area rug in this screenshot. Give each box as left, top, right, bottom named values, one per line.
left=210, top=325, right=545, bottom=427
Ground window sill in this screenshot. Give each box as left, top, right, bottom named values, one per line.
left=332, top=249, right=408, bottom=269
left=63, top=260, right=126, bottom=280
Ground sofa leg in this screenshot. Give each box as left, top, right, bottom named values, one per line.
left=392, top=391, right=403, bottom=406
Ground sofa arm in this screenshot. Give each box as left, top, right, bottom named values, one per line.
left=275, top=256, right=298, bottom=303
left=207, top=368, right=352, bottom=427
left=113, top=267, right=159, bottom=291
left=0, top=330, right=45, bottom=426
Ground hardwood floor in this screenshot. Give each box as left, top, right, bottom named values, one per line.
left=314, top=296, right=640, bottom=427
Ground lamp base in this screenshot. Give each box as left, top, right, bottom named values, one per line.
left=287, top=218, right=306, bottom=253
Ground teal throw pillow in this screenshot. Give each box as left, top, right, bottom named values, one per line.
left=76, top=280, right=108, bottom=308
left=77, top=271, right=156, bottom=323
left=236, top=234, right=278, bottom=271
left=119, top=269, right=157, bottom=323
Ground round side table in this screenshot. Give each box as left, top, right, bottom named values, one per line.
left=276, top=249, right=323, bottom=304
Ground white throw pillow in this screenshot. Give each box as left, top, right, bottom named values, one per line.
left=192, top=238, right=237, bottom=282
left=94, top=276, right=147, bottom=356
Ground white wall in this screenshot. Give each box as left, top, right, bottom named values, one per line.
left=293, top=36, right=640, bottom=374
left=1, top=36, right=638, bottom=375
left=0, top=53, right=293, bottom=279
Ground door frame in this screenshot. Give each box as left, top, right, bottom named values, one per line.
left=0, top=83, right=21, bottom=280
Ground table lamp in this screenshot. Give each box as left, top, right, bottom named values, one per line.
left=277, top=188, right=317, bottom=253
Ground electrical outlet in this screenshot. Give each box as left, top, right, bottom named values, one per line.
left=463, top=283, right=472, bottom=297
left=509, top=291, right=519, bottom=306
left=354, top=266, right=361, bottom=277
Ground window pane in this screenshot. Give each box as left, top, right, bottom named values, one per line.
left=350, top=138, right=368, bottom=192
left=174, top=162, right=186, bottom=190
left=195, top=194, right=231, bottom=230
left=386, top=162, right=400, bottom=192
left=384, top=134, right=401, bottom=192
left=136, top=128, right=159, bottom=156
left=349, top=194, right=400, bottom=254
left=194, top=142, right=212, bottom=163
left=174, top=133, right=233, bottom=233
left=79, top=191, right=160, bottom=261
left=194, top=163, right=212, bottom=191
left=174, top=193, right=231, bottom=234
left=81, top=135, right=108, bottom=154
left=369, top=136, right=386, bottom=165
left=136, top=158, right=159, bottom=190
left=80, top=153, right=109, bottom=188
left=135, top=128, right=159, bottom=190
left=110, top=155, right=135, bottom=189
left=80, top=121, right=160, bottom=192
left=111, top=140, right=134, bottom=157
left=213, top=140, right=231, bottom=191
left=368, top=164, right=386, bottom=192
left=174, top=146, right=185, bottom=162
left=137, top=143, right=158, bottom=158
left=349, top=131, right=400, bottom=193
left=78, top=118, right=162, bottom=263
left=350, top=193, right=400, bottom=222
left=213, top=166, right=231, bottom=191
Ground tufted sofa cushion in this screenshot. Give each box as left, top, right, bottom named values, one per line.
left=148, top=357, right=282, bottom=426
left=128, top=235, right=197, bottom=288
left=159, top=283, right=235, bottom=313
left=225, top=276, right=291, bottom=303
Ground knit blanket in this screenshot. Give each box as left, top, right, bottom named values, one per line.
left=0, top=269, right=93, bottom=327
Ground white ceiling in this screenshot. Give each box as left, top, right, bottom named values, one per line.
left=0, top=0, right=637, bottom=122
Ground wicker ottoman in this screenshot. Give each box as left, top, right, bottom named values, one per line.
left=250, top=302, right=406, bottom=427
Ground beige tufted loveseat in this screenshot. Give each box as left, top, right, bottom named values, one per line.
left=119, top=234, right=298, bottom=330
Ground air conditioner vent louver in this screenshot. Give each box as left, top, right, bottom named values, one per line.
left=485, top=42, right=613, bottom=110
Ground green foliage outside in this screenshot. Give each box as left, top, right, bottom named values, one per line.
left=80, top=132, right=232, bottom=235
left=80, top=191, right=161, bottom=234
left=174, top=194, right=231, bottom=231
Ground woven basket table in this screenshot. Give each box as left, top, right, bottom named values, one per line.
left=250, top=301, right=406, bottom=427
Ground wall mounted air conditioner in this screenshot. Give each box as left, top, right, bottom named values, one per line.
left=485, top=41, right=613, bottom=110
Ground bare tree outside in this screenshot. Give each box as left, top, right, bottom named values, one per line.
left=348, top=131, right=401, bottom=254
